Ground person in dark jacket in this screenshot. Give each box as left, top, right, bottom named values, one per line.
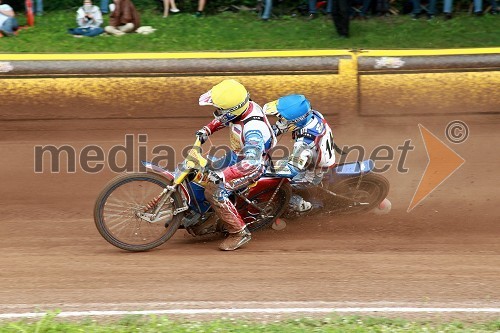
left=104, top=0, right=140, bottom=36
left=331, top=0, right=349, bottom=38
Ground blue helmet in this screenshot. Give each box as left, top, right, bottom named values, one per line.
left=264, top=94, right=312, bottom=131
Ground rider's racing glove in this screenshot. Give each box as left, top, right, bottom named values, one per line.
left=207, top=170, right=224, bottom=184
left=271, top=124, right=283, bottom=137
left=289, top=143, right=313, bottom=171
left=195, top=128, right=209, bottom=144
left=272, top=121, right=288, bottom=137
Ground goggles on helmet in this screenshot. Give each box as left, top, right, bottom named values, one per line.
left=212, top=94, right=250, bottom=123
left=276, top=108, right=312, bottom=131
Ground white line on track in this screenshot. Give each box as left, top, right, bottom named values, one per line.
left=1, top=307, right=500, bottom=319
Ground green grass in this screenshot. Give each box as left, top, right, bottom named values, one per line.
left=1, top=9, right=499, bottom=53
left=1, top=314, right=500, bottom=333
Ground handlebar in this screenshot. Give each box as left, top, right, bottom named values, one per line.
left=173, top=137, right=208, bottom=185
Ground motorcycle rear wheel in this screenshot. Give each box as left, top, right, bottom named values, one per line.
left=324, top=173, right=390, bottom=215
left=94, top=173, right=183, bottom=252
left=239, top=182, right=292, bottom=232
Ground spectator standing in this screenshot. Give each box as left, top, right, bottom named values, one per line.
left=68, top=0, right=104, bottom=37
left=162, top=0, right=180, bottom=18
left=374, top=0, right=390, bottom=16
left=100, top=0, right=109, bottom=14
left=308, top=0, right=333, bottom=19
left=331, top=0, right=349, bottom=38
left=443, top=0, right=483, bottom=18
left=104, top=0, right=140, bottom=36
left=359, top=0, right=372, bottom=18
left=0, top=0, right=18, bottom=37
left=195, top=0, right=206, bottom=17
left=261, top=0, right=272, bottom=20
left=351, top=0, right=372, bottom=19
left=35, top=0, right=43, bottom=15
left=488, top=0, right=497, bottom=14
left=411, top=0, right=437, bottom=19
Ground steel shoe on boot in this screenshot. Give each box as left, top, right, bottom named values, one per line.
left=219, top=228, right=251, bottom=251
left=289, top=194, right=312, bottom=212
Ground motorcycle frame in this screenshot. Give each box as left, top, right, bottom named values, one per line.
left=142, top=160, right=289, bottom=224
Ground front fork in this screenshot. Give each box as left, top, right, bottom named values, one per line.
left=137, top=184, right=189, bottom=223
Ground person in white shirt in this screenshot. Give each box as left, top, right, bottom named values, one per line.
left=0, top=0, right=18, bottom=37
left=68, top=0, right=104, bottom=37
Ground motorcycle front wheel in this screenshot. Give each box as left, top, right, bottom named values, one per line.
left=94, top=173, right=184, bottom=252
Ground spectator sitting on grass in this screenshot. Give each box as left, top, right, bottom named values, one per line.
left=0, top=0, right=18, bottom=37
left=68, top=0, right=104, bottom=37
left=104, top=0, right=140, bottom=36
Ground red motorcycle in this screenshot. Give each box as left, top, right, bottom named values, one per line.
left=94, top=138, right=291, bottom=251
left=94, top=138, right=389, bottom=251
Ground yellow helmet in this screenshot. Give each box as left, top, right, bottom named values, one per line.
left=199, top=79, right=250, bottom=124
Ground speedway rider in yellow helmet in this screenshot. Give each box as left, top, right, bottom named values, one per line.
left=196, top=79, right=276, bottom=251
left=264, top=94, right=336, bottom=213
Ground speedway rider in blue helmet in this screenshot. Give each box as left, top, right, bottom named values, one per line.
left=196, top=79, right=276, bottom=251
left=264, top=94, right=336, bottom=212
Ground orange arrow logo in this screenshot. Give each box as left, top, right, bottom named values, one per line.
left=408, top=124, right=466, bottom=212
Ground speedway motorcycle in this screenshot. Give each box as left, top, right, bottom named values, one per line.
left=94, top=138, right=291, bottom=252
left=94, top=138, right=389, bottom=251
left=265, top=158, right=390, bottom=220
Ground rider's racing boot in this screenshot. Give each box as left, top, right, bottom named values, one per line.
left=289, top=194, right=312, bottom=212
left=219, top=227, right=252, bottom=251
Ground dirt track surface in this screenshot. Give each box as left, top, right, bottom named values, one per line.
left=1, top=113, right=499, bottom=321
